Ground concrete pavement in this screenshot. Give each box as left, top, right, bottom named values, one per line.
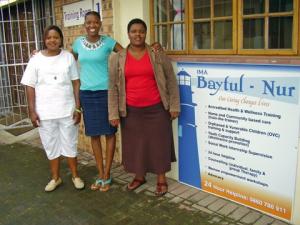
left=0, top=130, right=291, bottom=225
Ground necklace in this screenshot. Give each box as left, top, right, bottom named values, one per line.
left=81, top=36, right=104, bottom=50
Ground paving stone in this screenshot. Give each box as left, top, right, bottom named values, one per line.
left=228, top=206, right=251, bottom=221
left=111, top=163, right=120, bottom=169
left=147, top=185, right=156, bottom=192
left=168, top=181, right=182, bottom=192
left=169, top=184, right=190, bottom=195
left=179, top=204, right=196, bottom=211
left=270, top=220, right=290, bottom=225
left=80, top=151, right=93, bottom=158
left=217, top=202, right=239, bottom=216
left=188, top=191, right=209, bottom=203
left=87, top=161, right=96, bottom=166
left=113, top=165, right=125, bottom=172
left=144, top=190, right=156, bottom=197
left=123, top=176, right=134, bottom=182
left=198, top=195, right=218, bottom=207
left=111, top=171, right=123, bottom=177
left=183, top=200, right=192, bottom=205
left=118, top=173, right=132, bottom=180
left=169, top=196, right=184, bottom=204
left=178, top=187, right=199, bottom=199
left=192, top=204, right=214, bottom=214
left=164, top=193, right=175, bottom=199
left=253, top=215, right=275, bottom=225
left=113, top=177, right=128, bottom=185
left=208, top=216, right=223, bottom=223
left=166, top=178, right=177, bottom=185
left=80, top=160, right=89, bottom=165
left=240, top=211, right=261, bottom=224
left=145, top=174, right=157, bottom=185
left=134, top=183, right=150, bottom=194
left=207, top=198, right=228, bottom=211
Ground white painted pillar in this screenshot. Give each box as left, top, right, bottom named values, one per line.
left=112, top=0, right=150, bottom=47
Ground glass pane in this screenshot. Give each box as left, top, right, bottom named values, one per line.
left=269, top=17, right=292, bottom=49
left=29, top=43, right=36, bottom=56
left=171, top=23, right=185, bottom=50
left=16, top=65, right=24, bottom=83
left=170, top=0, right=185, bottom=21
left=21, top=44, right=30, bottom=62
left=14, top=44, right=22, bottom=64
left=26, top=21, right=35, bottom=42
left=243, top=0, right=265, bottom=15
left=194, top=22, right=211, bottom=49
left=270, top=0, right=293, bottom=13
left=11, top=22, right=20, bottom=43
left=3, top=22, right=13, bottom=42
left=194, top=0, right=210, bottom=19
left=214, top=0, right=232, bottom=17
left=1, top=6, right=10, bottom=21
left=243, top=18, right=264, bottom=49
left=24, top=0, right=33, bottom=20
left=154, top=0, right=168, bottom=22
left=0, top=43, right=5, bottom=64
left=155, top=25, right=168, bottom=49
left=19, top=20, right=29, bottom=42
left=214, top=20, right=232, bottom=49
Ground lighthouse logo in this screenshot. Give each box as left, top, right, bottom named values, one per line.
left=178, top=69, right=201, bottom=188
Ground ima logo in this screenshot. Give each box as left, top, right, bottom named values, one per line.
left=197, top=69, right=208, bottom=75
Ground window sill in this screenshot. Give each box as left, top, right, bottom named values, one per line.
left=168, top=54, right=300, bottom=65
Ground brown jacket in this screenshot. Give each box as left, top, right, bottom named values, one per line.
left=108, top=44, right=180, bottom=120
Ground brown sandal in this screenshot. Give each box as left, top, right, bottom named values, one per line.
left=127, top=178, right=146, bottom=191
left=155, top=182, right=168, bottom=197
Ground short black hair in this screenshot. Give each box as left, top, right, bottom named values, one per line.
left=43, top=25, right=64, bottom=48
left=85, top=11, right=101, bottom=20
left=127, top=18, right=147, bottom=33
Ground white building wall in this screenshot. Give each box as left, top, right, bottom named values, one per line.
left=112, top=0, right=150, bottom=47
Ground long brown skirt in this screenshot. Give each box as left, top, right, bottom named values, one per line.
left=121, top=103, right=176, bottom=176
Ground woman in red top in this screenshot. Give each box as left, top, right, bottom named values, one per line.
left=109, top=18, right=180, bottom=196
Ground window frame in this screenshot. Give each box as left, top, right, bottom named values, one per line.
left=188, top=0, right=238, bottom=55
left=150, top=0, right=299, bottom=55
left=237, top=0, right=299, bottom=55
left=150, top=0, right=189, bottom=54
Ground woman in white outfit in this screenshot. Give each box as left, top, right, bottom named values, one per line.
left=21, top=25, right=84, bottom=192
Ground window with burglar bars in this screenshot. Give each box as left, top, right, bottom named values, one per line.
left=0, top=0, right=54, bottom=129
left=150, top=0, right=299, bottom=55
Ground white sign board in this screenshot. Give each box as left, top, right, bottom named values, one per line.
left=177, top=62, right=300, bottom=221
left=63, top=0, right=102, bottom=27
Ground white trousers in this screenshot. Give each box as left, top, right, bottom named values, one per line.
left=39, top=116, right=79, bottom=160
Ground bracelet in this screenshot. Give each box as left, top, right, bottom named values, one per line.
left=75, top=108, right=82, bottom=113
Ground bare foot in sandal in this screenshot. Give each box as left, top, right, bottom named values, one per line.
left=90, top=178, right=103, bottom=191
left=155, top=182, right=168, bottom=197
left=99, top=178, right=112, bottom=192
left=127, top=177, right=146, bottom=191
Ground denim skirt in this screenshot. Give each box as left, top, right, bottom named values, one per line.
left=80, top=90, right=117, bottom=136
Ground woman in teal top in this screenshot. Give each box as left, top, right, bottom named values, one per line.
left=72, top=11, right=123, bottom=192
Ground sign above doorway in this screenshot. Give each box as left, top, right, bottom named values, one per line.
left=63, top=0, right=101, bottom=27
